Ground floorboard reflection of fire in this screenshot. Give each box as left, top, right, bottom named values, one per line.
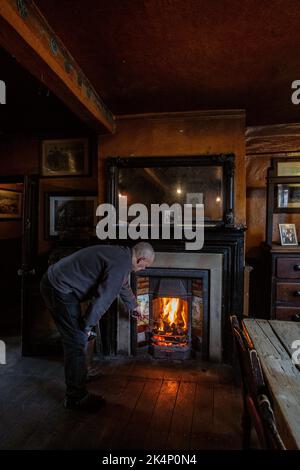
left=152, top=297, right=188, bottom=347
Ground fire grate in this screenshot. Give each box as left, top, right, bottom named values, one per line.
left=132, top=267, right=209, bottom=360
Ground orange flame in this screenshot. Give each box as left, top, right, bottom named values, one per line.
left=157, top=297, right=187, bottom=332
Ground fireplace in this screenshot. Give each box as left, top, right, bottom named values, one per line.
left=104, top=154, right=245, bottom=363
left=132, top=268, right=209, bottom=360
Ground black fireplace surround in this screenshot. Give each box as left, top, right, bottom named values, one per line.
left=103, top=154, right=245, bottom=363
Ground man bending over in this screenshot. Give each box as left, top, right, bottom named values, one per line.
left=40, top=242, right=155, bottom=411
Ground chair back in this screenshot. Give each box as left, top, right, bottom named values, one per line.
left=230, top=315, right=264, bottom=396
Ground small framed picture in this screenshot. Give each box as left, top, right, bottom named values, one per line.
left=279, top=223, right=298, bottom=246
left=41, top=138, right=89, bottom=177
left=276, top=159, right=300, bottom=177
left=45, top=192, right=98, bottom=239
left=0, top=189, right=22, bottom=219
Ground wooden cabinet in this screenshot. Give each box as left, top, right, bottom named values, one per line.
left=276, top=257, right=300, bottom=278
left=263, top=157, right=300, bottom=321
left=264, top=246, right=300, bottom=321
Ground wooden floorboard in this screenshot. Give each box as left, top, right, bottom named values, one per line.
left=213, top=384, right=241, bottom=435
left=143, top=380, right=180, bottom=450
left=191, top=383, right=214, bottom=435
left=107, top=378, right=146, bottom=449
left=117, top=378, right=163, bottom=450
left=62, top=375, right=130, bottom=450
left=166, top=381, right=197, bottom=450
left=0, top=336, right=244, bottom=450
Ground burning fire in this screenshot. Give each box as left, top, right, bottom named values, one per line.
left=158, top=297, right=187, bottom=332
left=152, top=297, right=188, bottom=348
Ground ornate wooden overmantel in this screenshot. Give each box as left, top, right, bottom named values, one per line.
left=0, top=0, right=115, bottom=133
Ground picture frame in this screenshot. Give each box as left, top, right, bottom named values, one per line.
left=279, top=223, right=298, bottom=246
left=276, top=159, right=300, bottom=177
left=45, top=192, right=98, bottom=239
left=40, top=138, right=89, bottom=177
left=0, top=189, right=22, bottom=219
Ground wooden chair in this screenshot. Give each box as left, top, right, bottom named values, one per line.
left=230, top=315, right=286, bottom=450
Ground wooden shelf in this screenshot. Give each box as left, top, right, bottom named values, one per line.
left=266, top=243, right=300, bottom=253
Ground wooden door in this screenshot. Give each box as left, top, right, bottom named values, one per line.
left=21, top=175, right=63, bottom=355
left=20, top=175, right=40, bottom=354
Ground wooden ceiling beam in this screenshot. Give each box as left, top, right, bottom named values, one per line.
left=0, top=0, right=115, bottom=133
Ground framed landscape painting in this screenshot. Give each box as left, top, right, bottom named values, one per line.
left=45, top=192, right=98, bottom=239
left=0, top=189, right=22, bottom=219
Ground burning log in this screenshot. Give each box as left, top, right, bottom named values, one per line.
left=152, top=334, right=188, bottom=344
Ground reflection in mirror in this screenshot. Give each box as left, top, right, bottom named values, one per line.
left=276, top=184, right=300, bottom=209
left=118, top=166, right=223, bottom=222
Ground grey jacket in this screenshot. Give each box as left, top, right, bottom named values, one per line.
left=47, top=244, right=138, bottom=329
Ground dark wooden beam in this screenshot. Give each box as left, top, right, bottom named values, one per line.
left=0, top=0, right=115, bottom=133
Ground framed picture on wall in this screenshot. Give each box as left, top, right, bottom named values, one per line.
left=279, top=223, right=298, bottom=246
left=276, top=159, right=300, bottom=177
left=41, top=138, right=90, bottom=177
left=45, top=192, right=98, bottom=239
left=0, top=189, right=22, bottom=219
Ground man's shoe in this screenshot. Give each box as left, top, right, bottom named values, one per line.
left=64, top=393, right=105, bottom=412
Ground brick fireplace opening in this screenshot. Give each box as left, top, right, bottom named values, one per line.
left=132, top=268, right=209, bottom=360
left=116, top=251, right=226, bottom=362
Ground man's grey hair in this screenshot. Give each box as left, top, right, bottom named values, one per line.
left=132, top=242, right=155, bottom=260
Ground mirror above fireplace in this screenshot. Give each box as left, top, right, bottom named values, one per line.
left=106, top=154, right=235, bottom=227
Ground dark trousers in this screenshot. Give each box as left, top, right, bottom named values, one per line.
left=40, top=272, right=88, bottom=400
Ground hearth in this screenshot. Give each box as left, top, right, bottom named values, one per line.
left=132, top=268, right=209, bottom=360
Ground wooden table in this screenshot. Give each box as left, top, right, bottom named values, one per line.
left=243, top=319, right=300, bottom=449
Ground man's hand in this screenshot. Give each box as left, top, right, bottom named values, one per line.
left=84, top=329, right=98, bottom=342
left=82, top=325, right=92, bottom=337
left=131, top=306, right=144, bottom=320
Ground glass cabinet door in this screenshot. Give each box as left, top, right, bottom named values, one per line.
left=276, top=183, right=300, bottom=210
